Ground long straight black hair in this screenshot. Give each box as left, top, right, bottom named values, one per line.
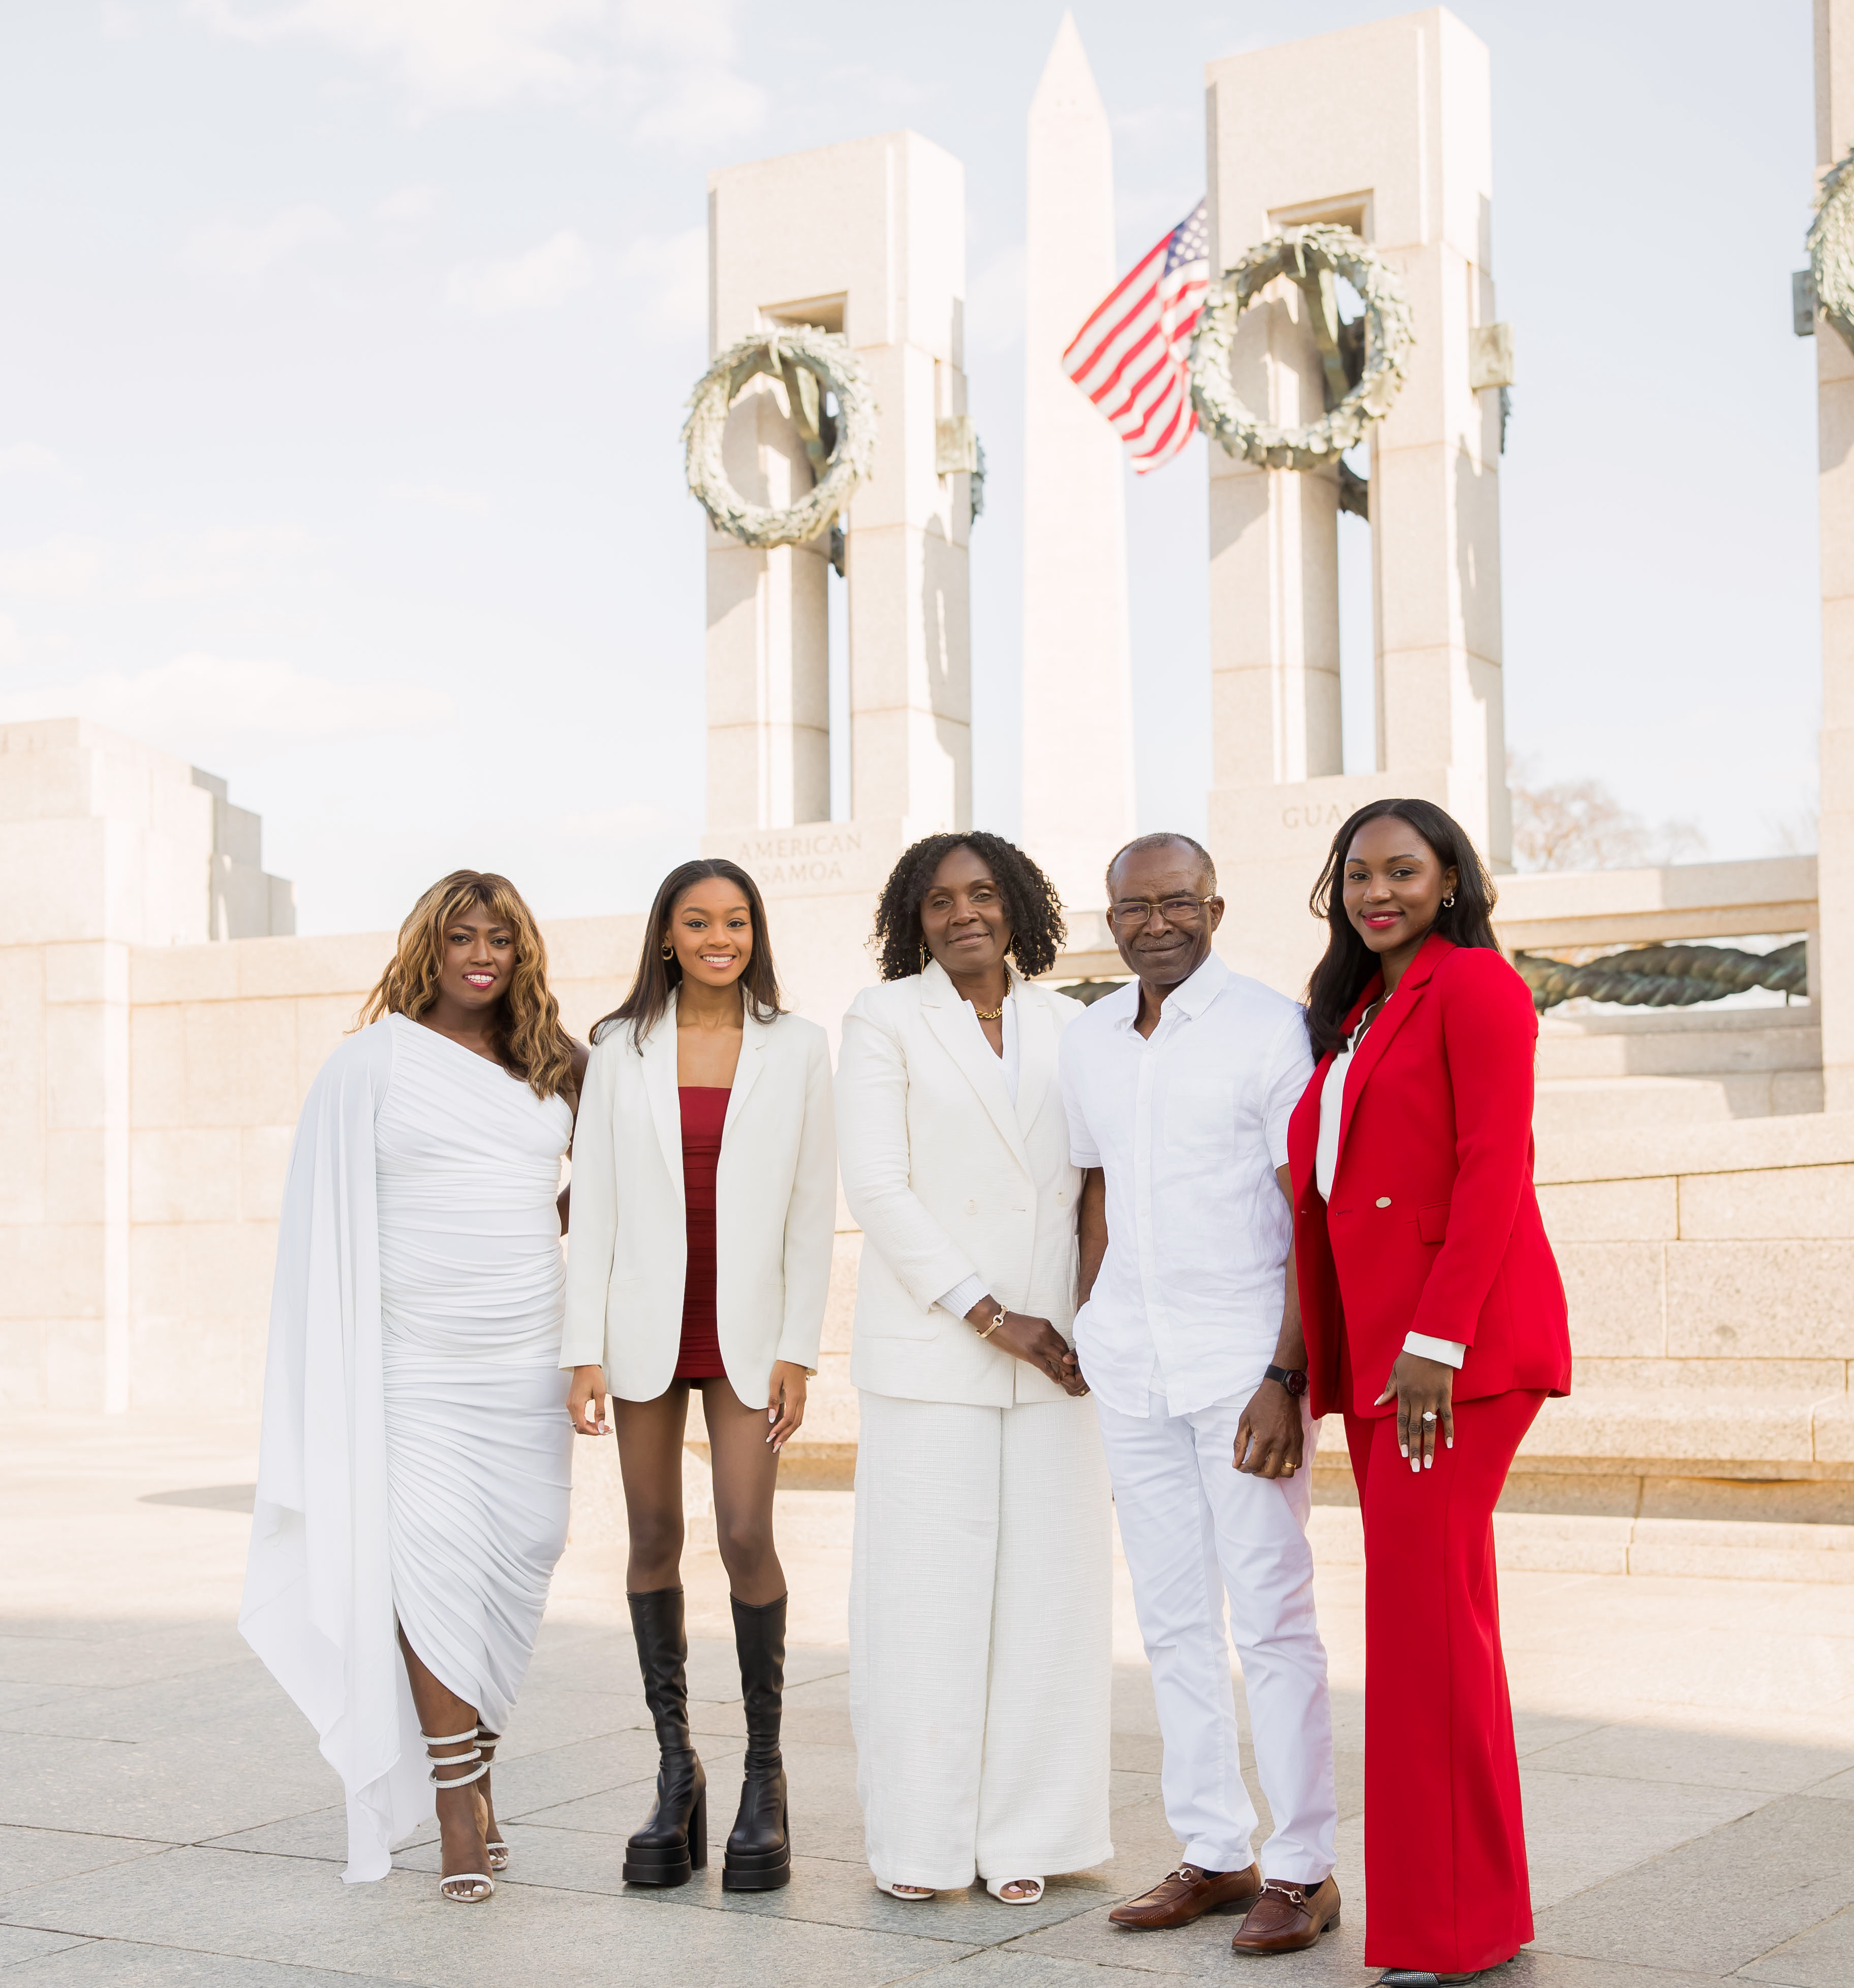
left=1304, top=798, right=1500, bottom=1058
left=593, top=858, right=784, bottom=1048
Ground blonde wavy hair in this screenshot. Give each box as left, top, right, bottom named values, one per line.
left=356, top=870, right=576, bottom=1101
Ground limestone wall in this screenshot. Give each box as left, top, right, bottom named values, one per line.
left=11, top=906, right=868, bottom=1431
left=4, top=753, right=1847, bottom=1532
left=109, top=916, right=651, bottom=1415
left=1528, top=1114, right=1854, bottom=1479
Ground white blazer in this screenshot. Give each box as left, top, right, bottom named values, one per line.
left=836, top=961, right=1086, bottom=1409
left=560, top=997, right=836, bottom=1408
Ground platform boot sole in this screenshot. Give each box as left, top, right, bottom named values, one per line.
left=623, top=1788, right=706, bottom=1887
left=722, top=1805, right=792, bottom=1892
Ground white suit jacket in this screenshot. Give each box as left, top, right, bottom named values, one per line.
left=837, top=961, right=1086, bottom=1408
left=560, top=998, right=836, bottom=1408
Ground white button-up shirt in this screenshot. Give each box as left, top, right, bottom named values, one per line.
left=1059, top=953, right=1313, bottom=1418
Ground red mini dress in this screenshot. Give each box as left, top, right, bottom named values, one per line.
left=672, top=1086, right=730, bottom=1382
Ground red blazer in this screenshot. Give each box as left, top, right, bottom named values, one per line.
left=1286, top=933, right=1572, bottom=1421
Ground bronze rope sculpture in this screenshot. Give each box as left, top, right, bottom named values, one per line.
left=1513, top=940, right=1807, bottom=1013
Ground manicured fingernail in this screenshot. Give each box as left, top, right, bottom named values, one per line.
left=1424, top=1455, right=1432, bottom=1469
left=1446, top=1437, right=1454, bottom=1449
left=1400, top=1445, right=1409, bottom=1457
left=1410, top=1460, right=1419, bottom=1473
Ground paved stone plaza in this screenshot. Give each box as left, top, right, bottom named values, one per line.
left=5, top=1415, right=1854, bottom=1987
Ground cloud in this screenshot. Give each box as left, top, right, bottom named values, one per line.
left=376, top=183, right=437, bottom=224
left=0, top=536, right=103, bottom=599
left=188, top=0, right=607, bottom=111
left=135, top=525, right=313, bottom=600
left=387, top=479, right=491, bottom=514
left=555, top=800, right=697, bottom=841
left=447, top=229, right=592, bottom=315
left=624, top=65, right=765, bottom=151
left=183, top=203, right=344, bottom=282
left=615, top=228, right=706, bottom=338
left=0, top=443, right=78, bottom=485
left=190, top=0, right=764, bottom=141
left=611, top=0, right=733, bottom=63
left=0, top=654, right=455, bottom=764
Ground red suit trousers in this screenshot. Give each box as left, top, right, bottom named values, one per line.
left=1342, top=1387, right=1545, bottom=1973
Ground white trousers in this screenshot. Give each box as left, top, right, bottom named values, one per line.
left=849, top=1390, right=1115, bottom=1889
left=1096, top=1388, right=1337, bottom=1882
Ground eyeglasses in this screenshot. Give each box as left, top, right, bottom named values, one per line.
left=1107, top=894, right=1218, bottom=928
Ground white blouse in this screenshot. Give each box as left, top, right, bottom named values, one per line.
left=938, top=995, right=1019, bottom=1321
left=1317, top=1007, right=1466, bottom=1372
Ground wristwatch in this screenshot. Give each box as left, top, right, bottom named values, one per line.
left=1264, top=1364, right=1309, bottom=1398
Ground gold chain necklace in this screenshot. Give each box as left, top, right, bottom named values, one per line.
left=974, top=1002, right=1005, bottom=1020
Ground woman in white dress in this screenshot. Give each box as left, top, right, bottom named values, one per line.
left=242, top=870, right=586, bottom=1902
left=563, top=858, right=835, bottom=1893
left=837, top=832, right=1113, bottom=1907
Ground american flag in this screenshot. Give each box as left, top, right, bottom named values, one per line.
left=1063, top=200, right=1210, bottom=473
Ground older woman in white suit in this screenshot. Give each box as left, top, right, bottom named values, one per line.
left=563, top=859, right=835, bottom=1897
left=838, top=831, right=1112, bottom=1908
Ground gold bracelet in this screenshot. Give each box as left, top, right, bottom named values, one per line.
left=976, top=1309, right=1005, bottom=1340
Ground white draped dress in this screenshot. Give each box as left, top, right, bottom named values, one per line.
left=241, top=1015, right=574, bottom=1881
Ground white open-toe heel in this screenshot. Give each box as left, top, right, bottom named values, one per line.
left=986, top=1877, right=1045, bottom=1905
left=877, top=1879, right=935, bottom=1900
left=424, top=1726, right=495, bottom=1902
left=475, top=1729, right=509, bottom=1871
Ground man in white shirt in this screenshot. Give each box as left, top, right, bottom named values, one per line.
left=1060, top=833, right=1340, bottom=1958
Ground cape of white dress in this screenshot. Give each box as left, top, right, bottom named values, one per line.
left=239, top=1021, right=428, bottom=1883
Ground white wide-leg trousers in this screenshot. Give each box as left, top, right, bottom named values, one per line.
left=849, top=1389, right=1115, bottom=1890
left=1095, top=1388, right=1337, bottom=1883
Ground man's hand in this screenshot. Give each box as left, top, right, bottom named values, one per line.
left=967, top=1300, right=1089, bottom=1396
left=567, top=1364, right=609, bottom=1436
left=1234, top=1378, right=1305, bottom=1478
left=1376, top=1351, right=1454, bottom=1472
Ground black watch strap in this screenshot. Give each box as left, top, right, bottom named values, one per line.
left=1264, top=1363, right=1309, bottom=1397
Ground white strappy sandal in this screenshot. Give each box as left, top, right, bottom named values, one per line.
left=475, top=1729, right=509, bottom=1871
left=986, top=1877, right=1045, bottom=1905
left=424, top=1725, right=495, bottom=1902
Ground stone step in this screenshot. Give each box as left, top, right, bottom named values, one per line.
left=1536, top=1002, right=1818, bottom=1081
left=1533, top=1069, right=1824, bottom=1131
left=1308, top=1504, right=1854, bottom=1581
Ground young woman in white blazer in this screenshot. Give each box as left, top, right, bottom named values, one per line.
left=837, top=832, right=1113, bottom=1908
left=563, top=859, right=835, bottom=1896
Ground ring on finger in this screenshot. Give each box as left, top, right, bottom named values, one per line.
left=1422, top=1411, right=1438, bottom=1423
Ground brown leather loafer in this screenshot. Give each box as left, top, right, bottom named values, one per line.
left=1229, top=1875, right=1341, bottom=1954
left=1108, top=1862, right=1262, bottom=1930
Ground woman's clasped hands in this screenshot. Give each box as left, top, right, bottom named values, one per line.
left=965, top=1298, right=1089, bottom=1397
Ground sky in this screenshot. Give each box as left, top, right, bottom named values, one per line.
left=0, top=0, right=1824, bottom=935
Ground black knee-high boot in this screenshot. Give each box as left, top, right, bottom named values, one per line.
left=723, top=1592, right=791, bottom=1891
left=623, top=1587, right=706, bottom=1886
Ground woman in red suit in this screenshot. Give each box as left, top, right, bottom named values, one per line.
left=1285, top=798, right=1571, bottom=1986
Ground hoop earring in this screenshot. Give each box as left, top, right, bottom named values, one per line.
left=660, top=941, right=674, bottom=960
left=1442, top=894, right=1456, bottom=910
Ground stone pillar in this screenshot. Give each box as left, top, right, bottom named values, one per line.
left=1208, top=284, right=1343, bottom=793
left=0, top=720, right=292, bottom=1411
left=1021, top=13, right=1135, bottom=913
left=1203, top=8, right=1508, bottom=998
left=700, top=131, right=972, bottom=1036
left=1818, top=0, right=1854, bottom=1112
left=705, top=387, right=831, bottom=832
